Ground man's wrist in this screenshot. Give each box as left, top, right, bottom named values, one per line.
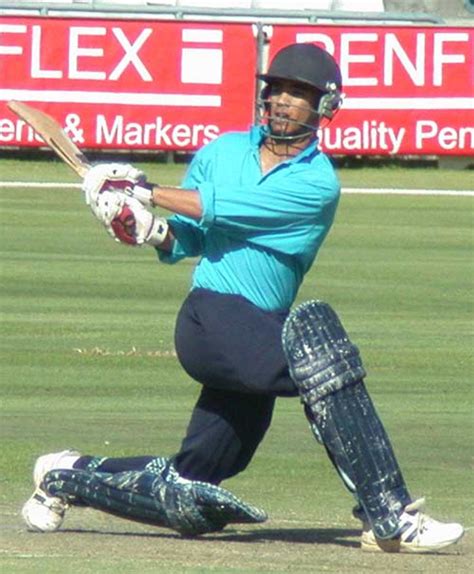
left=130, top=182, right=155, bottom=208
left=146, top=216, right=169, bottom=246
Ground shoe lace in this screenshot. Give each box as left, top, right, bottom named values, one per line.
left=403, top=498, right=432, bottom=540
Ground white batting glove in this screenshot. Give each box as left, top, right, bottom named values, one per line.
left=111, top=197, right=168, bottom=246
left=91, top=189, right=124, bottom=229
left=82, top=163, right=154, bottom=208
left=91, top=191, right=168, bottom=247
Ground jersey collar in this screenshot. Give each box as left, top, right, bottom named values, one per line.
left=250, top=125, right=320, bottom=163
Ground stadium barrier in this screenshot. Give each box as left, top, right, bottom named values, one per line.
left=0, top=3, right=472, bottom=160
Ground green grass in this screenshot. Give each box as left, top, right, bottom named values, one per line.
left=0, top=162, right=473, bottom=572
left=1, top=156, right=473, bottom=189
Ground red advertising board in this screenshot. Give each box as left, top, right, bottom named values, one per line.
left=0, top=16, right=257, bottom=150
left=269, top=24, right=474, bottom=156
left=0, top=16, right=473, bottom=155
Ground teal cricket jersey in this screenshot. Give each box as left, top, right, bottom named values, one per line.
left=159, top=126, right=340, bottom=312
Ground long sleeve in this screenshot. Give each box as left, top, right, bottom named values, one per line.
left=197, top=165, right=340, bottom=257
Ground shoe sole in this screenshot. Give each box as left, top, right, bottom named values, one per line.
left=361, top=531, right=465, bottom=553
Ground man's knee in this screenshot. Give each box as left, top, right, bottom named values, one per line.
left=282, top=299, right=366, bottom=403
left=175, top=391, right=275, bottom=484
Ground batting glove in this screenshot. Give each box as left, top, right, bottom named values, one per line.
left=82, top=163, right=154, bottom=208
left=111, top=197, right=168, bottom=247
left=92, top=191, right=168, bottom=247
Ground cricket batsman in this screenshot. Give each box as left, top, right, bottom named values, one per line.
left=22, top=43, right=464, bottom=553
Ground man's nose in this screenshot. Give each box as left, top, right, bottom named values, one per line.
left=274, top=91, right=291, bottom=107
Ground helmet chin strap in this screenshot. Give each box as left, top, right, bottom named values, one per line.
left=258, top=99, right=320, bottom=143
left=266, top=120, right=318, bottom=143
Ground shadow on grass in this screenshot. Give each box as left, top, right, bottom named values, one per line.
left=215, top=527, right=360, bottom=547
left=60, top=526, right=361, bottom=548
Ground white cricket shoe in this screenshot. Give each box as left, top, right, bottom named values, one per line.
left=361, top=498, right=464, bottom=553
left=22, top=449, right=80, bottom=532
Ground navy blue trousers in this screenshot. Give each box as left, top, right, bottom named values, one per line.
left=172, top=289, right=297, bottom=483
left=76, top=289, right=297, bottom=484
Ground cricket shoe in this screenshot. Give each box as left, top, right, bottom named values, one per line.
left=22, top=449, right=81, bottom=532
left=360, top=498, right=464, bottom=553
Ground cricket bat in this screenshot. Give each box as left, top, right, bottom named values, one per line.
left=7, top=101, right=90, bottom=178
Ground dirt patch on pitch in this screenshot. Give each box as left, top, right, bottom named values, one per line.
left=2, top=506, right=470, bottom=573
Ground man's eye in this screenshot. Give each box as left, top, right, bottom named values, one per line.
left=269, top=84, right=308, bottom=99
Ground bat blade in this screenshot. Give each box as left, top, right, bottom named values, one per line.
left=7, top=101, right=90, bottom=177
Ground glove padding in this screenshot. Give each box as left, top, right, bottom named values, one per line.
left=110, top=196, right=168, bottom=246
left=82, top=163, right=154, bottom=208
left=90, top=189, right=123, bottom=226
left=91, top=191, right=168, bottom=246
left=42, top=463, right=267, bottom=536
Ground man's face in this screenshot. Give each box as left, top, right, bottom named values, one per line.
left=266, top=79, right=319, bottom=138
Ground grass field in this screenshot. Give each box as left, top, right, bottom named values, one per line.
left=1, top=160, right=473, bottom=573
